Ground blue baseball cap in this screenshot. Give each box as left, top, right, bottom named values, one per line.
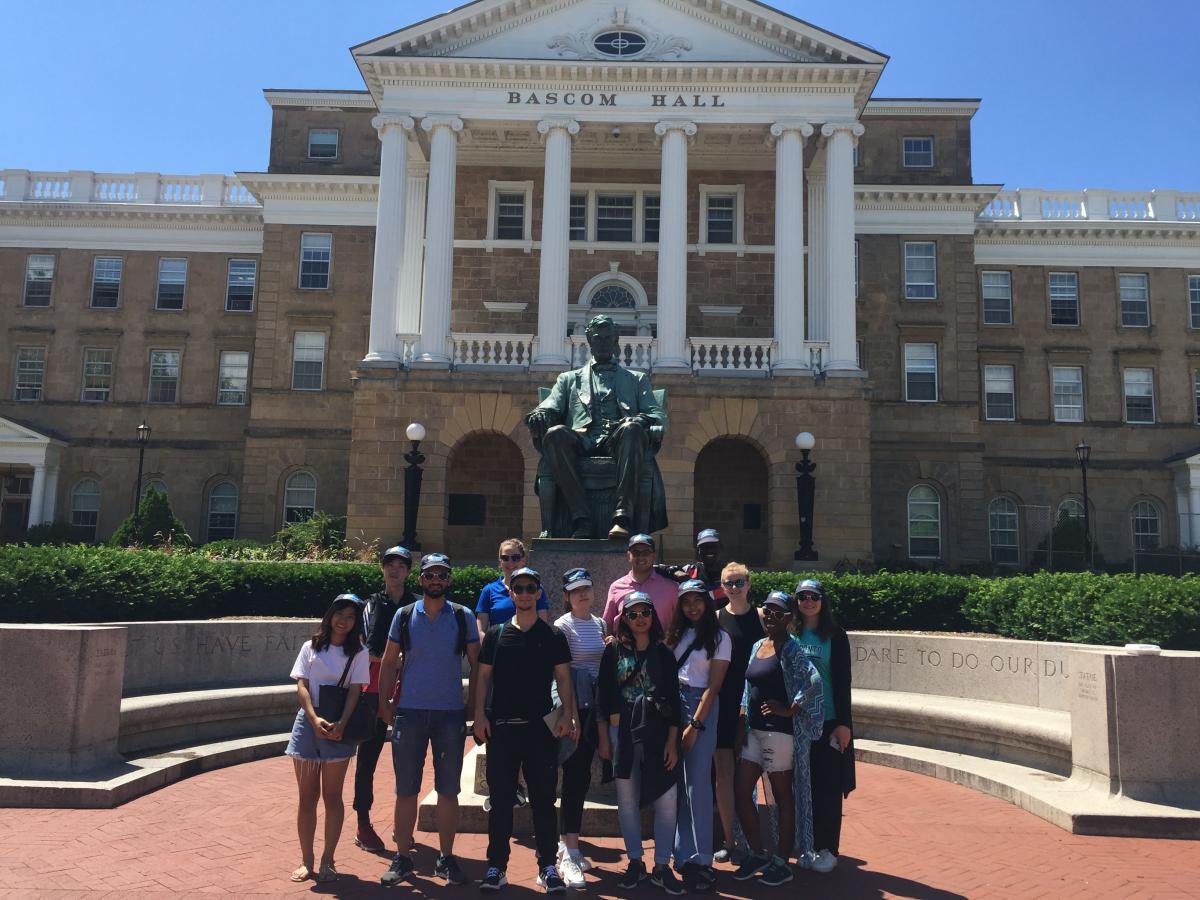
left=332, top=592, right=364, bottom=607
left=562, top=568, right=592, bottom=592
left=795, top=578, right=824, bottom=598
left=678, top=578, right=710, bottom=600
left=763, top=591, right=792, bottom=611
left=381, top=545, right=412, bottom=564
left=621, top=590, right=654, bottom=611
left=510, top=566, right=541, bottom=585
left=420, top=553, right=452, bottom=572
left=627, top=533, right=655, bottom=550
left=696, top=528, right=720, bottom=546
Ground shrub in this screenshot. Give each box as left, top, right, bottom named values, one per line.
left=272, top=512, right=348, bottom=558
left=200, top=539, right=267, bottom=559
left=110, top=488, right=192, bottom=549
left=23, top=521, right=75, bottom=546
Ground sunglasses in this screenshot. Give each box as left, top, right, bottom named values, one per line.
left=511, top=584, right=539, bottom=595
left=623, top=607, right=653, bottom=620
left=499, top=553, right=525, bottom=563
left=422, top=570, right=450, bottom=581
left=721, top=578, right=747, bottom=589
left=762, top=606, right=792, bottom=619
left=797, top=593, right=822, bottom=603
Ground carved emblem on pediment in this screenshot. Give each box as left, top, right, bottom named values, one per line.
left=547, top=5, right=693, bottom=61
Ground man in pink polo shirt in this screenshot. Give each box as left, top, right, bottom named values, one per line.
left=602, top=533, right=677, bottom=632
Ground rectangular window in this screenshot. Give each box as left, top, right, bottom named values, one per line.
left=569, top=192, right=587, bottom=241
left=1123, top=368, right=1155, bottom=424
left=705, top=194, right=736, bottom=244
left=14, top=347, right=45, bottom=401
left=307, top=128, right=339, bottom=159
left=981, top=271, right=1013, bottom=325
left=1049, top=272, right=1079, bottom=325
left=494, top=191, right=526, bottom=240
left=1190, top=275, right=1200, bottom=329
left=148, top=350, right=181, bottom=404
left=983, top=364, right=1016, bottom=421
left=904, top=242, right=937, bottom=300
left=81, top=348, right=114, bottom=402
left=904, top=343, right=938, bottom=402
left=1119, top=273, right=1150, bottom=327
left=226, top=259, right=257, bottom=311
left=1052, top=367, right=1084, bottom=422
left=23, top=254, right=55, bottom=307
left=643, top=194, right=660, bottom=243
left=596, top=194, right=635, bottom=242
left=217, top=351, right=250, bottom=406
left=299, top=233, right=332, bottom=289
left=155, top=258, right=188, bottom=310
left=292, top=332, right=326, bottom=391
left=902, top=136, right=934, bottom=168
left=90, top=256, right=123, bottom=308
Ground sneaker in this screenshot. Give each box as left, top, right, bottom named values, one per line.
left=618, top=859, right=647, bottom=889
left=682, top=863, right=715, bottom=894
left=732, top=853, right=770, bottom=881
left=574, top=851, right=594, bottom=872
left=480, top=867, right=508, bottom=891
left=759, top=860, right=794, bottom=886
left=436, top=854, right=468, bottom=886
left=559, top=854, right=586, bottom=889
left=811, top=849, right=838, bottom=874
left=795, top=850, right=816, bottom=870
left=712, top=847, right=730, bottom=864
left=355, top=823, right=386, bottom=852
left=537, top=866, right=566, bottom=894
left=650, top=864, right=683, bottom=896
left=380, top=853, right=414, bottom=887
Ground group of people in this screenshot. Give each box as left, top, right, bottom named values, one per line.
left=284, top=530, right=854, bottom=893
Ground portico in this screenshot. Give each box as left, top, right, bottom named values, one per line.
left=0, top=417, right=64, bottom=537
left=350, top=0, right=885, bottom=377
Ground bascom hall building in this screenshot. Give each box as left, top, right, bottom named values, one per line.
left=2, top=0, right=1199, bottom=570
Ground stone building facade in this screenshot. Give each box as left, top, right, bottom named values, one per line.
left=1, top=0, right=1198, bottom=570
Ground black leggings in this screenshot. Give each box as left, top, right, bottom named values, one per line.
left=559, top=708, right=597, bottom=835
left=352, top=709, right=388, bottom=819
left=809, top=720, right=845, bottom=855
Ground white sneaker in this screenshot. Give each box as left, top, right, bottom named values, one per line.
left=811, top=850, right=838, bottom=874
left=575, top=852, right=594, bottom=873
left=559, top=853, right=586, bottom=888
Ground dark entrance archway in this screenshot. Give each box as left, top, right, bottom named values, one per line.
left=445, top=432, right=525, bottom=562
left=693, top=438, right=769, bottom=567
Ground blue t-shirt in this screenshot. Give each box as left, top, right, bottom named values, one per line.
left=475, top=576, right=549, bottom=623
left=388, top=598, right=480, bottom=711
left=798, top=629, right=836, bottom=721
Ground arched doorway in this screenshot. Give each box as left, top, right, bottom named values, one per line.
left=693, top=438, right=769, bottom=566
left=445, top=432, right=525, bottom=562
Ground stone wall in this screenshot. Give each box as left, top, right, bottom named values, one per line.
left=855, top=115, right=973, bottom=186
left=267, top=106, right=380, bottom=176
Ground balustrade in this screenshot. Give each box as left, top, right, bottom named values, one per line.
left=979, top=189, right=1198, bottom=223
left=450, top=333, right=534, bottom=368
left=0, top=169, right=259, bottom=206
left=689, top=338, right=774, bottom=375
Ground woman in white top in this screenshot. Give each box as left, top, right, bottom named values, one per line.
left=552, top=567, right=607, bottom=887
left=665, top=579, right=731, bottom=892
left=286, top=593, right=370, bottom=884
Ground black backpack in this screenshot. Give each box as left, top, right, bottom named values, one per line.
left=396, top=601, right=470, bottom=657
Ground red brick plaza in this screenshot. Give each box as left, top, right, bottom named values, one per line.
left=1, top=759, right=1197, bottom=899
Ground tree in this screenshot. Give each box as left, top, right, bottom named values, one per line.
left=110, top=487, right=192, bottom=549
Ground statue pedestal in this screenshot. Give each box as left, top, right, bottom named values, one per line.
left=530, top=538, right=632, bottom=618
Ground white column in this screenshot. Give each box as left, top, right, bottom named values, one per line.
left=41, top=465, right=59, bottom=524
left=806, top=170, right=828, bottom=343
left=770, top=121, right=814, bottom=373
left=397, top=160, right=429, bottom=340
left=533, top=116, right=580, bottom=369
left=27, top=464, right=46, bottom=529
left=822, top=121, right=865, bottom=372
left=363, top=114, right=415, bottom=366
left=654, top=120, right=697, bottom=372
left=414, top=116, right=463, bottom=367
left=1189, top=477, right=1200, bottom=550
left=1177, top=486, right=1192, bottom=549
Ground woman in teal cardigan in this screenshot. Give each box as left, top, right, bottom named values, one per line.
left=731, top=591, right=824, bottom=883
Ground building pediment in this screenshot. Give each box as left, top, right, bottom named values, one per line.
left=354, top=0, right=887, bottom=67
left=0, top=416, right=66, bottom=449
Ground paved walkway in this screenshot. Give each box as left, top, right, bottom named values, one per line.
left=1, top=757, right=1197, bottom=899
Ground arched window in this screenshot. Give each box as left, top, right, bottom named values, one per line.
left=1131, top=501, right=1161, bottom=551
left=907, top=485, right=941, bottom=559
left=70, top=479, right=101, bottom=543
left=283, top=472, right=317, bottom=525
left=141, top=479, right=167, bottom=499
left=1057, top=498, right=1085, bottom=523
left=589, top=283, right=638, bottom=309
left=207, top=482, right=239, bottom=542
left=989, top=497, right=1020, bottom=565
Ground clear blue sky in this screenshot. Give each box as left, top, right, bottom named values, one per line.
left=3, top=1, right=1196, bottom=190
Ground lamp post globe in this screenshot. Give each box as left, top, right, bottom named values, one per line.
left=795, top=431, right=815, bottom=452
left=406, top=422, right=426, bottom=443
left=794, top=431, right=818, bottom=561
left=402, top=423, right=427, bottom=550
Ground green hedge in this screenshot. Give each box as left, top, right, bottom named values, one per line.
left=1, top=546, right=1197, bottom=649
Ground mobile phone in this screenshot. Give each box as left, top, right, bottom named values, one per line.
left=829, top=735, right=841, bottom=752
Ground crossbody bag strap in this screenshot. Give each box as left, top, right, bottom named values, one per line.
left=336, top=649, right=355, bottom=688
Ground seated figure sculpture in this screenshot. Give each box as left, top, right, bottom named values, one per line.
left=526, top=315, right=668, bottom=540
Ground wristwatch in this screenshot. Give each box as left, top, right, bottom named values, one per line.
left=688, top=717, right=706, bottom=731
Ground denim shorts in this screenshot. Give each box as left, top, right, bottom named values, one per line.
left=740, top=728, right=794, bottom=773
left=285, top=709, right=358, bottom=763
left=391, top=707, right=467, bottom=797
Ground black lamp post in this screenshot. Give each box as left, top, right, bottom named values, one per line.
left=794, top=431, right=819, bottom=561
left=1075, top=440, right=1092, bottom=569
left=402, top=422, right=426, bottom=551
left=132, top=420, right=151, bottom=536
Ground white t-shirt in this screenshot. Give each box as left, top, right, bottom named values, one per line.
left=554, top=612, right=607, bottom=677
left=673, top=628, right=732, bottom=688
left=290, top=641, right=370, bottom=706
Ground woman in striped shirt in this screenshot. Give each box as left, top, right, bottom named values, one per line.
left=553, top=567, right=608, bottom=887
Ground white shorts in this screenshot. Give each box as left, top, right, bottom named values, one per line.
left=739, top=728, right=793, bottom=773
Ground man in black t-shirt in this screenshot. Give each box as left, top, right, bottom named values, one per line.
left=353, top=544, right=417, bottom=852
left=474, top=567, right=577, bottom=893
